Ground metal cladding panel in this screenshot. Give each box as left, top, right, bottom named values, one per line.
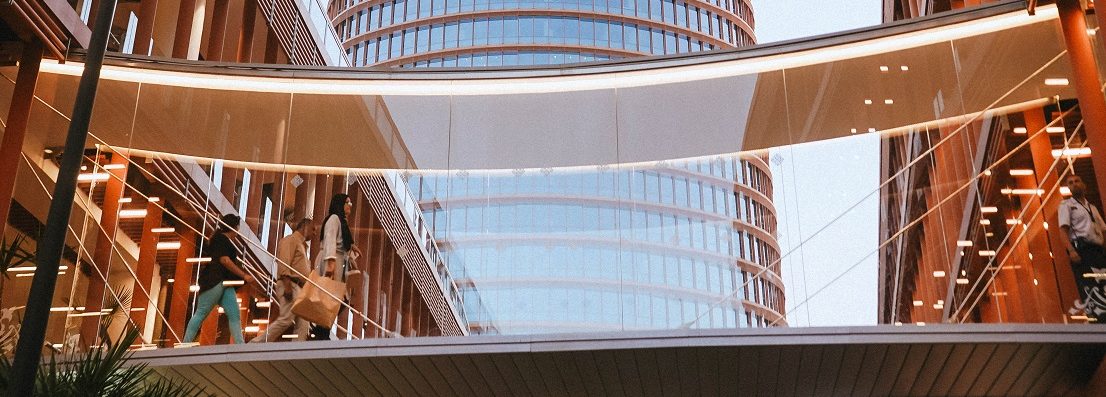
left=130, top=326, right=1106, bottom=396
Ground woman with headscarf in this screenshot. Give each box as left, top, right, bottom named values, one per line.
left=309, top=193, right=361, bottom=340
left=183, top=214, right=255, bottom=344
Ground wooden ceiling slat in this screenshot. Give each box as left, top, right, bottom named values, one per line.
left=469, top=354, right=516, bottom=397
left=530, top=353, right=570, bottom=395
left=793, top=344, right=824, bottom=396
left=369, top=356, right=421, bottom=396
left=310, top=359, right=363, bottom=397
left=594, top=349, right=629, bottom=397
left=966, top=344, right=1020, bottom=396
left=576, top=350, right=612, bottom=396
left=756, top=344, right=782, bottom=396
left=612, top=349, right=645, bottom=396
left=812, top=344, right=845, bottom=396
left=905, top=343, right=953, bottom=395
left=850, top=343, right=888, bottom=396
left=210, top=362, right=273, bottom=396
left=985, top=344, right=1042, bottom=396
left=412, top=356, right=463, bottom=396
left=830, top=344, right=865, bottom=396
left=246, top=360, right=311, bottom=396
left=329, top=357, right=384, bottom=397
left=926, top=343, right=978, bottom=396
left=889, top=344, right=931, bottom=395
left=1025, top=347, right=1076, bottom=396
left=388, top=356, right=438, bottom=397
left=351, top=357, right=400, bottom=395
left=177, top=364, right=236, bottom=396
left=423, top=355, right=477, bottom=396
left=675, top=346, right=700, bottom=397
left=735, top=346, right=760, bottom=395
left=632, top=348, right=665, bottom=397
left=511, top=353, right=553, bottom=395
left=489, top=354, right=534, bottom=396
left=946, top=343, right=998, bottom=395
left=870, top=344, right=910, bottom=396
left=550, top=351, right=588, bottom=395
left=655, top=348, right=683, bottom=397
left=695, top=345, right=721, bottom=397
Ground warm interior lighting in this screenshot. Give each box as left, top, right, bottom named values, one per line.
left=1046, top=126, right=1065, bottom=133
left=1044, top=78, right=1069, bottom=86
left=956, top=240, right=974, bottom=247
left=77, top=173, right=109, bottom=182
left=252, top=319, right=269, bottom=324
left=879, top=66, right=889, bottom=72
left=1052, top=147, right=1092, bottom=158
left=244, top=326, right=260, bottom=333
left=130, top=307, right=145, bottom=312
left=223, top=280, right=245, bottom=286
left=156, top=241, right=181, bottom=250
left=850, top=128, right=857, bottom=134
left=933, top=303, right=944, bottom=309
left=980, top=219, right=991, bottom=225
left=979, top=250, right=997, bottom=256
left=186, top=257, right=211, bottom=263
left=102, top=163, right=126, bottom=170
left=916, top=322, right=926, bottom=326
left=1013, top=127, right=1027, bottom=134
left=49, top=307, right=75, bottom=312
left=167, top=278, right=175, bottom=283
left=151, top=227, right=175, bottom=233
left=884, top=99, right=894, bottom=105
left=933, top=271, right=946, bottom=277
left=148, top=197, right=161, bottom=202
left=44, top=149, right=54, bottom=154
left=982, top=170, right=992, bottom=176
left=980, top=206, right=998, bottom=213
left=1008, top=169, right=1033, bottom=176
left=1000, top=188, right=1044, bottom=195
left=118, top=197, right=133, bottom=203
left=189, top=285, right=200, bottom=292
left=913, top=300, right=923, bottom=306
left=1072, top=314, right=1090, bottom=320
left=864, top=99, right=873, bottom=105
left=900, top=65, right=909, bottom=71
left=867, top=128, right=877, bottom=133
left=1006, top=219, right=1021, bottom=225
left=956, top=278, right=970, bottom=284
left=1060, top=187, right=1072, bottom=196
left=7, top=266, right=36, bottom=272
left=118, top=209, right=148, bottom=218
left=1033, top=279, right=1039, bottom=285
left=281, top=334, right=298, bottom=339
left=68, top=311, right=107, bottom=317
left=256, top=301, right=272, bottom=308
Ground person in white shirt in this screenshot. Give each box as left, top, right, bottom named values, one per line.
left=309, top=193, right=361, bottom=340
left=1058, top=175, right=1106, bottom=320
left=250, top=214, right=315, bottom=342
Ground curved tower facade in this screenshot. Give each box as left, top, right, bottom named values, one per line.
left=407, top=155, right=783, bottom=334
left=329, top=0, right=756, bottom=67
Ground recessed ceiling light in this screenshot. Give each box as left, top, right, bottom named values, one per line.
left=900, top=65, right=909, bottom=71
left=1044, top=78, right=1069, bottom=86
left=956, top=240, right=974, bottom=247
left=879, top=65, right=889, bottom=72
left=868, top=128, right=877, bottom=133
left=1013, top=127, right=1027, bottom=134
left=864, top=99, right=873, bottom=105
left=851, top=128, right=857, bottom=134
left=980, top=219, right=992, bottom=225
left=979, top=250, right=997, bottom=257
left=1008, top=169, right=1033, bottom=176
left=1046, top=126, right=1065, bottom=133
left=884, top=99, right=894, bottom=105
left=981, top=206, right=998, bottom=213
left=933, top=271, right=946, bottom=277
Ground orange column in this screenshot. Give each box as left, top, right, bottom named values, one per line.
left=1058, top=0, right=1106, bottom=204
left=168, top=231, right=196, bottom=344
left=237, top=0, right=258, bottom=62
left=172, top=0, right=199, bottom=59
left=0, top=42, right=42, bottom=234
left=1024, top=108, right=1074, bottom=322
left=129, top=199, right=163, bottom=341
left=133, top=0, right=159, bottom=56
left=80, top=154, right=129, bottom=347
left=206, top=0, right=231, bottom=61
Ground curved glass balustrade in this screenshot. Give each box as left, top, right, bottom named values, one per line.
left=0, top=2, right=1100, bottom=348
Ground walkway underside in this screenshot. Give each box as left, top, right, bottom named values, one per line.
left=131, top=325, right=1106, bottom=396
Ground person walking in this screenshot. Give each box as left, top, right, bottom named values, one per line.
left=1059, top=175, right=1106, bottom=321
left=251, top=213, right=315, bottom=342
left=182, top=214, right=255, bottom=344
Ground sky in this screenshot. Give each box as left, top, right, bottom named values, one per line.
left=749, top=0, right=883, bottom=43
left=748, top=0, right=885, bottom=327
